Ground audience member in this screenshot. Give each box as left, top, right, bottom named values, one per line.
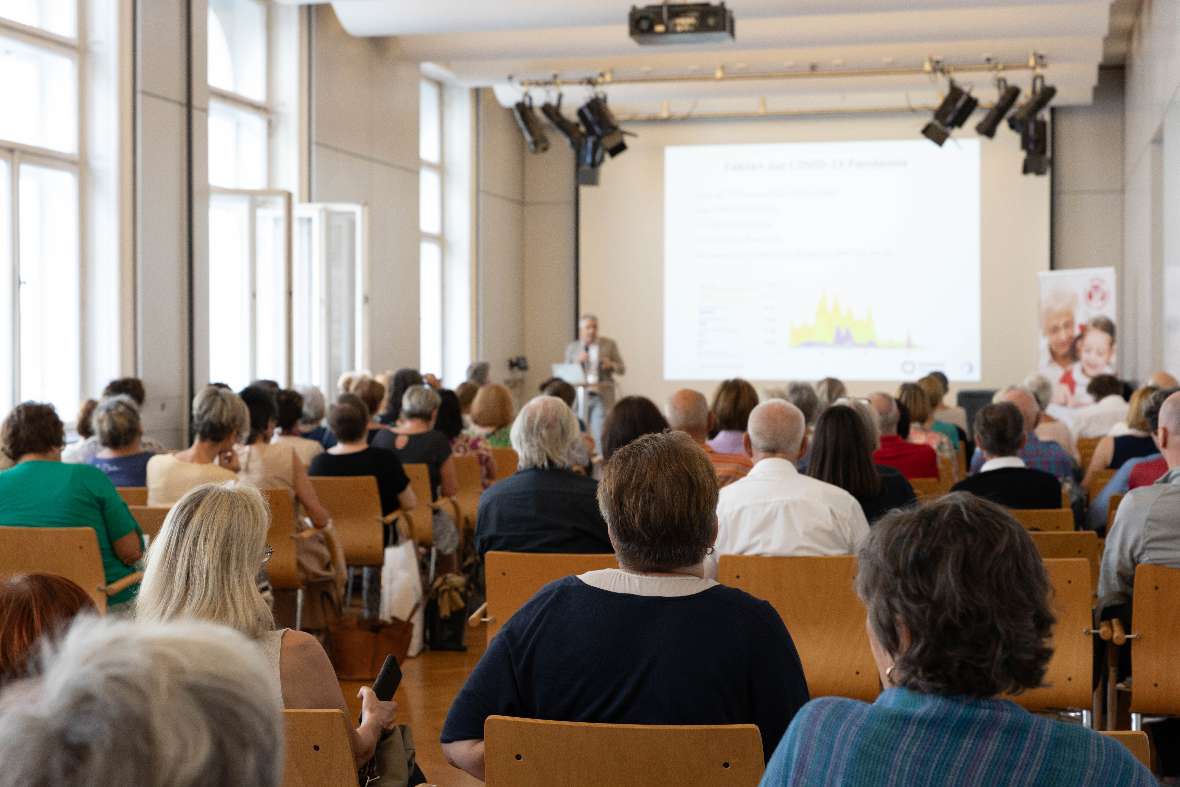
left=466, top=361, right=491, bottom=387
left=666, top=388, right=751, bottom=488
left=136, top=483, right=397, bottom=767
left=374, top=386, right=459, bottom=503
left=296, top=384, right=336, bottom=448
left=540, top=376, right=595, bottom=466
left=87, top=395, right=156, bottom=487
left=455, top=381, right=480, bottom=427
left=0, top=403, right=144, bottom=606
left=707, top=378, right=758, bottom=455
left=436, top=388, right=496, bottom=488
left=62, top=377, right=165, bottom=464
left=916, top=375, right=962, bottom=449
left=1023, top=373, right=1078, bottom=460
left=272, top=389, right=324, bottom=466
left=468, top=383, right=515, bottom=448
left=1065, top=374, right=1128, bottom=439
left=1082, top=384, right=1159, bottom=490
left=953, top=403, right=1061, bottom=510
left=443, top=431, right=809, bottom=779
left=0, top=616, right=287, bottom=787
left=379, top=368, right=424, bottom=426
left=896, top=384, right=956, bottom=472
left=1149, top=370, right=1180, bottom=388
left=869, top=393, right=939, bottom=480
left=783, top=382, right=820, bottom=427
left=0, top=574, right=95, bottom=687
left=74, top=399, right=98, bottom=441
left=147, top=386, right=245, bottom=505
left=761, top=494, right=1154, bottom=786
left=237, top=386, right=332, bottom=528
left=923, top=371, right=968, bottom=432
left=1099, top=390, right=1180, bottom=618
left=474, top=396, right=611, bottom=556
left=712, top=401, right=869, bottom=575
left=808, top=402, right=916, bottom=524
left=968, top=386, right=1075, bottom=481
left=349, top=375, right=388, bottom=443
left=814, top=377, right=847, bottom=411
left=601, top=395, right=669, bottom=461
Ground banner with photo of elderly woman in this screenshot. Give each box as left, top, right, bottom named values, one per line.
left=1037, top=268, right=1117, bottom=408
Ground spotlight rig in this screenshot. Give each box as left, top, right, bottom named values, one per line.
left=1009, top=74, right=1055, bottom=176
left=511, top=96, right=550, bottom=154
left=921, top=79, right=978, bottom=146
left=974, top=77, right=1021, bottom=138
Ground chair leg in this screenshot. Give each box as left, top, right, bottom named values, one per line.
left=1131, top=713, right=1143, bottom=732
left=1106, top=643, right=1119, bottom=731
left=294, top=588, right=304, bottom=632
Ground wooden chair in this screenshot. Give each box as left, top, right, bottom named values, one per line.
left=490, top=447, right=518, bottom=481
left=451, top=454, right=484, bottom=532
left=280, top=710, right=356, bottom=787
left=0, top=526, right=143, bottom=613
left=117, top=486, right=147, bottom=506
left=1127, top=564, right=1180, bottom=729
left=956, top=441, right=967, bottom=478
left=1008, top=559, right=1095, bottom=724
left=938, top=455, right=955, bottom=487
left=1077, top=437, right=1102, bottom=473
left=482, top=551, right=617, bottom=642
left=1009, top=508, right=1073, bottom=532
left=1100, top=730, right=1152, bottom=769
left=129, top=505, right=170, bottom=542
left=909, top=477, right=944, bottom=502
left=308, top=476, right=385, bottom=568
left=1029, top=531, right=1101, bottom=591
left=484, top=716, right=763, bottom=787
left=1107, top=493, right=1124, bottom=534
left=719, top=555, right=879, bottom=701
left=1086, top=468, right=1116, bottom=503
left=260, top=488, right=304, bottom=595
left=401, top=463, right=463, bottom=551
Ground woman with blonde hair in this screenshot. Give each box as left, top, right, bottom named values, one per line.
left=147, top=386, right=248, bottom=506
left=468, top=383, right=515, bottom=448
left=1082, top=384, right=1161, bottom=490
left=137, top=482, right=397, bottom=766
left=897, top=383, right=957, bottom=480
left=915, top=375, right=961, bottom=450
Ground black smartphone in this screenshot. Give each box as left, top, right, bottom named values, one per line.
left=372, top=655, right=402, bottom=702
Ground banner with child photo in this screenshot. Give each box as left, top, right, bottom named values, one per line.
left=1037, top=267, right=1118, bottom=408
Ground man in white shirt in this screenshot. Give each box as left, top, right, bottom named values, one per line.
left=708, top=400, right=869, bottom=578
left=1053, top=375, right=1128, bottom=440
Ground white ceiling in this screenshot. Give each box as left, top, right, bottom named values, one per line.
left=281, top=0, right=1121, bottom=117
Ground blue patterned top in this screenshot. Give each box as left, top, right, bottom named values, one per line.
left=761, top=688, right=1155, bottom=787
left=969, top=432, right=1076, bottom=481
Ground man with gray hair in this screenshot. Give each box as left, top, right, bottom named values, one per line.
left=563, top=314, right=626, bottom=448
left=666, top=388, right=751, bottom=487
left=710, top=400, right=869, bottom=577
left=1099, top=390, right=1180, bottom=618
left=869, top=392, right=939, bottom=480
left=0, top=617, right=283, bottom=787
left=473, top=396, right=612, bottom=556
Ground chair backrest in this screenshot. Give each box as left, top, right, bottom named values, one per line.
left=909, top=477, right=944, bottom=502
left=0, top=526, right=109, bottom=612
left=260, top=488, right=302, bottom=591
left=117, top=486, right=147, bottom=506
left=309, top=476, right=384, bottom=566
left=484, top=716, right=764, bottom=787
left=1008, top=558, right=1092, bottom=713
left=402, top=463, right=437, bottom=546
left=490, top=447, right=518, bottom=481
left=1107, top=493, right=1124, bottom=534
left=1130, top=563, right=1180, bottom=716
left=937, top=455, right=955, bottom=487
left=1077, top=437, right=1101, bottom=472
left=280, top=710, right=356, bottom=787
left=453, top=453, right=483, bottom=492
left=1086, top=468, right=1116, bottom=502
left=129, top=505, right=170, bottom=541
left=484, top=551, right=618, bottom=642
left=1009, top=508, right=1073, bottom=532
left=1100, top=730, right=1152, bottom=769
left=719, top=554, right=879, bottom=701
left=1028, top=531, right=1101, bottom=590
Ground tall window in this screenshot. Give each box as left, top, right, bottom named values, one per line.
left=419, top=79, right=444, bottom=377
left=0, top=1, right=82, bottom=416
left=206, top=0, right=291, bottom=390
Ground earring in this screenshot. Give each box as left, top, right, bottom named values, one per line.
left=886, top=665, right=895, bottom=681
left=705, top=546, right=715, bottom=555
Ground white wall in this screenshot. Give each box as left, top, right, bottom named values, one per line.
left=310, top=7, right=420, bottom=379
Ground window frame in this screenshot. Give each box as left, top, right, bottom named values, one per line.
left=0, top=6, right=84, bottom=414
left=420, top=77, right=444, bottom=375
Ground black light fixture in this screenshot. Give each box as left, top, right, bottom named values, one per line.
left=1007, top=75, right=1056, bottom=132
left=540, top=98, right=586, bottom=151
left=921, top=79, right=977, bottom=146
left=511, top=96, right=550, bottom=154
left=1021, top=117, right=1050, bottom=175
left=577, top=135, right=606, bottom=186
left=975, top=79, right=1022, bottom=138
left=578, top=95, right=627, bottom=157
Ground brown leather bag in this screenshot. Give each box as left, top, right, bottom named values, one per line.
left=328, top=614, right=416, bottom=680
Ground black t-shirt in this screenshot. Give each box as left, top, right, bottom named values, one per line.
left=371, top=429, right=451, bottom=500
left=308, top=447, right=410, bottom=516
left=474, top=468, right=612, bottom=556
left=440, top=576, right=810, bottom=761
left=857, top=465, right=918, bottom=524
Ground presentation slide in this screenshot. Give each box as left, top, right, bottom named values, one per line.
left=664, top=139, right=981, bottom=382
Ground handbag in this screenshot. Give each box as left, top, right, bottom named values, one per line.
left=359, top=725, right=428, bottom=787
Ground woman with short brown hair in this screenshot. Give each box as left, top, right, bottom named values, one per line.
left=468, top=383, right=515, bottom=448
left=0, top=573, right=96, bottom=686
left=708, top=378, right=759, bottom=455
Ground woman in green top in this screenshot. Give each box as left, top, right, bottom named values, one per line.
left=0, top=403, right=144, bottom=606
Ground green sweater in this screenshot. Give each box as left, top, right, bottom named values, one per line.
left=0, top=461, right=144, bottom=604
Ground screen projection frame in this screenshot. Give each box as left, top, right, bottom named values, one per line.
left=577, top=112, right=1050, bottom=402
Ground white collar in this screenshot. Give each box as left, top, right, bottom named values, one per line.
left=748, top=457, right=799, bottom=478
left=577, top=568, right=717, bottom=597
left=980, top=456, right=1026, bottom=472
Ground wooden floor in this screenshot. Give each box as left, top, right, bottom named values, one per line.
left=341, top=627, right=488, bottom=787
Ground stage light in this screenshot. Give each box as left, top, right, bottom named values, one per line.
left=921, top=79, right=976, bottom=146
left=578, top=96, right=627, bottom=157
left=975, top=81, right=1021, bottom=138
left=1021, top=117, right=1050, bottom=175
left=1007, top=76, right=1056, bottom=132
left=577, top=135, right=605, bottom=186
left=540, top=99, right=586, bottom=151
left=511, top=99, right=550, bottom=154
left=921, top=121, right=951, bottom=146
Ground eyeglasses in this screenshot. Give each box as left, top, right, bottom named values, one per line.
left=262, top=545, right=274, bottom=566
